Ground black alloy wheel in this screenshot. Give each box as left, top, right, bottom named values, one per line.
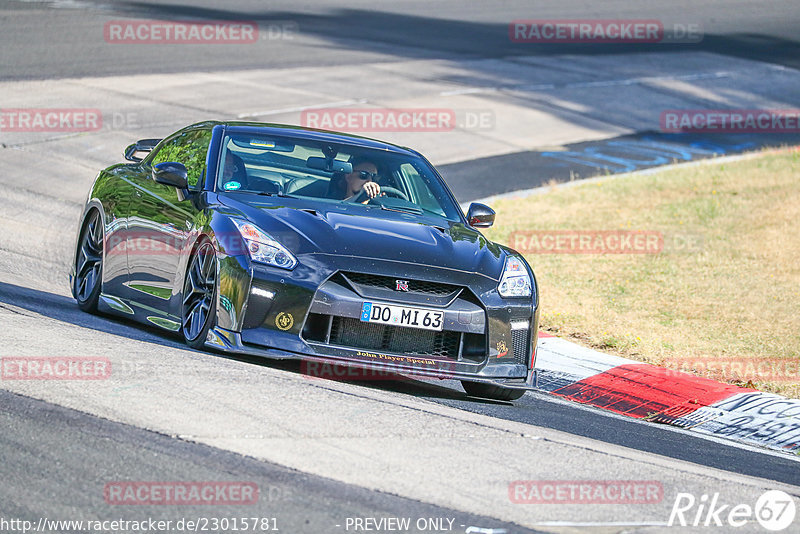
left=75, top=210, right=104, bottom=312
left=181, top=240, right=218, bottom=348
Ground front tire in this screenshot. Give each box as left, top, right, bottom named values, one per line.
left=462, top=381, right=526, bottom=401
left=181, top=239, right=218, bottom=350
left=74, top=210, right=103, bottom=313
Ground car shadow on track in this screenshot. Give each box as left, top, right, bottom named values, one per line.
left=0, top=280, right=492, bottom=404
left=0, top=280, right=191, bottom=351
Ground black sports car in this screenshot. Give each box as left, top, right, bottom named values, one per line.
left=71, top=121, right=540, bottom=401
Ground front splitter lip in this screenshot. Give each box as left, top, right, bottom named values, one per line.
left=205, top=327, right=538, bottom=390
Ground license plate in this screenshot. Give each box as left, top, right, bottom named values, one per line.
left=360, top=302, right=444, bottom=331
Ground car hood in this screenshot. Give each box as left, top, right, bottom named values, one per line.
left=221, top=196, right=507, bottom=279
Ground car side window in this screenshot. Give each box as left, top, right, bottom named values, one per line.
left=398, top=163, right=446, bottom=217
left=149, top=129, right=213, bottom=189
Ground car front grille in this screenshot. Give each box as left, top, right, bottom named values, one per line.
left=303, top=312, right=486, bottom=362
left=342, top=272, right=462, bottom=303
left=329, top=316, right=461, bottom=358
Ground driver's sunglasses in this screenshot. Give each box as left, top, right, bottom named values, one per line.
left=355, top=170, right=379, bottom=181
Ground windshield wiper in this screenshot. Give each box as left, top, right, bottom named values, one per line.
left=256, top=190, right=295, bottom=198
left=380, top=204, right=422, bottom=215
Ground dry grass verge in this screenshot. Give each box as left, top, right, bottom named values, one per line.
left=485, top=148, right=800, bottom=398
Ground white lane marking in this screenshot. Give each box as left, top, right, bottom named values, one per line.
left=238, top=99, right=368, bottom=118
left=440, top=87, right=502, bottom=96
left=15, top=0, right=104, bottom=8
left=566, top=71, right=731, bottom=89
left=533, top=521, right=669, bottom=527
left=440, top=71, right=733, bottom=96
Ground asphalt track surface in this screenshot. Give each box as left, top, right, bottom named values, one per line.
left=2, top=0, right=800, bottom=79
left=1, top=279, right=799, bottom=528
left=1, top=389, right=532, bottom=534
left=6, top=276, right=799, bottom=489
left=2, top=1, right=800, bottom=532
left=3, top=276, right=800, bottom=489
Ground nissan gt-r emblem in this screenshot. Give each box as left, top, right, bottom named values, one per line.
left=395, top=280, right=409, bottom=292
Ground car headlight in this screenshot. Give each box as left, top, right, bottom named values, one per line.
left=498, top=256, right=532, bottom=298
left=232, top=219, right=297, bottom=270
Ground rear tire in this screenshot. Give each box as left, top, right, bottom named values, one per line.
left=181, top=240, right=218, bottom=350
left=74, top=210, right=103, bottom=313
left=461, top=380, right=526, bottom=401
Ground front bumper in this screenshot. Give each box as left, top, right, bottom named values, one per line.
left=205, top=326, right=539, bottom=389
left=213, top=253, right=539, bottom=387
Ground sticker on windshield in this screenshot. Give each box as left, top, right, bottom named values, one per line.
left=223, top=181, right=241, bottom=191
left=250, top=139, right=275, bottom=148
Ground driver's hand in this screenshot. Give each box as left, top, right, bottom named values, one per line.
left=363, top=181, right=381, bottom=199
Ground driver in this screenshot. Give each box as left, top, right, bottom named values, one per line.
left=328, top=157, right=383, bottom=201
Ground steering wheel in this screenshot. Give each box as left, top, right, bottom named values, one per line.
left=349, top=186, right=409, bottom=203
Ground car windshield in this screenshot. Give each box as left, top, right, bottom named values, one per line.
left=217, top=133, right=462, bottom=221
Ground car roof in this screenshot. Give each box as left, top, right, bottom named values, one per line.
left=191, top=120, right=420, bottom=157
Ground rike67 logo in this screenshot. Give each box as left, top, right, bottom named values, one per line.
left=669, top=490, right=796, bottom=531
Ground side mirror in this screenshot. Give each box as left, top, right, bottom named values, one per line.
left=124, top=138, right=161, bottom=162
left=466, top=203, right=495, bottom=228
left=152, top=162, right=188, bottom=189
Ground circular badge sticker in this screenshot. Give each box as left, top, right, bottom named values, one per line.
left=223, top=181, right=241, bottom=191
left=275, top=312, right=294, bottom=331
